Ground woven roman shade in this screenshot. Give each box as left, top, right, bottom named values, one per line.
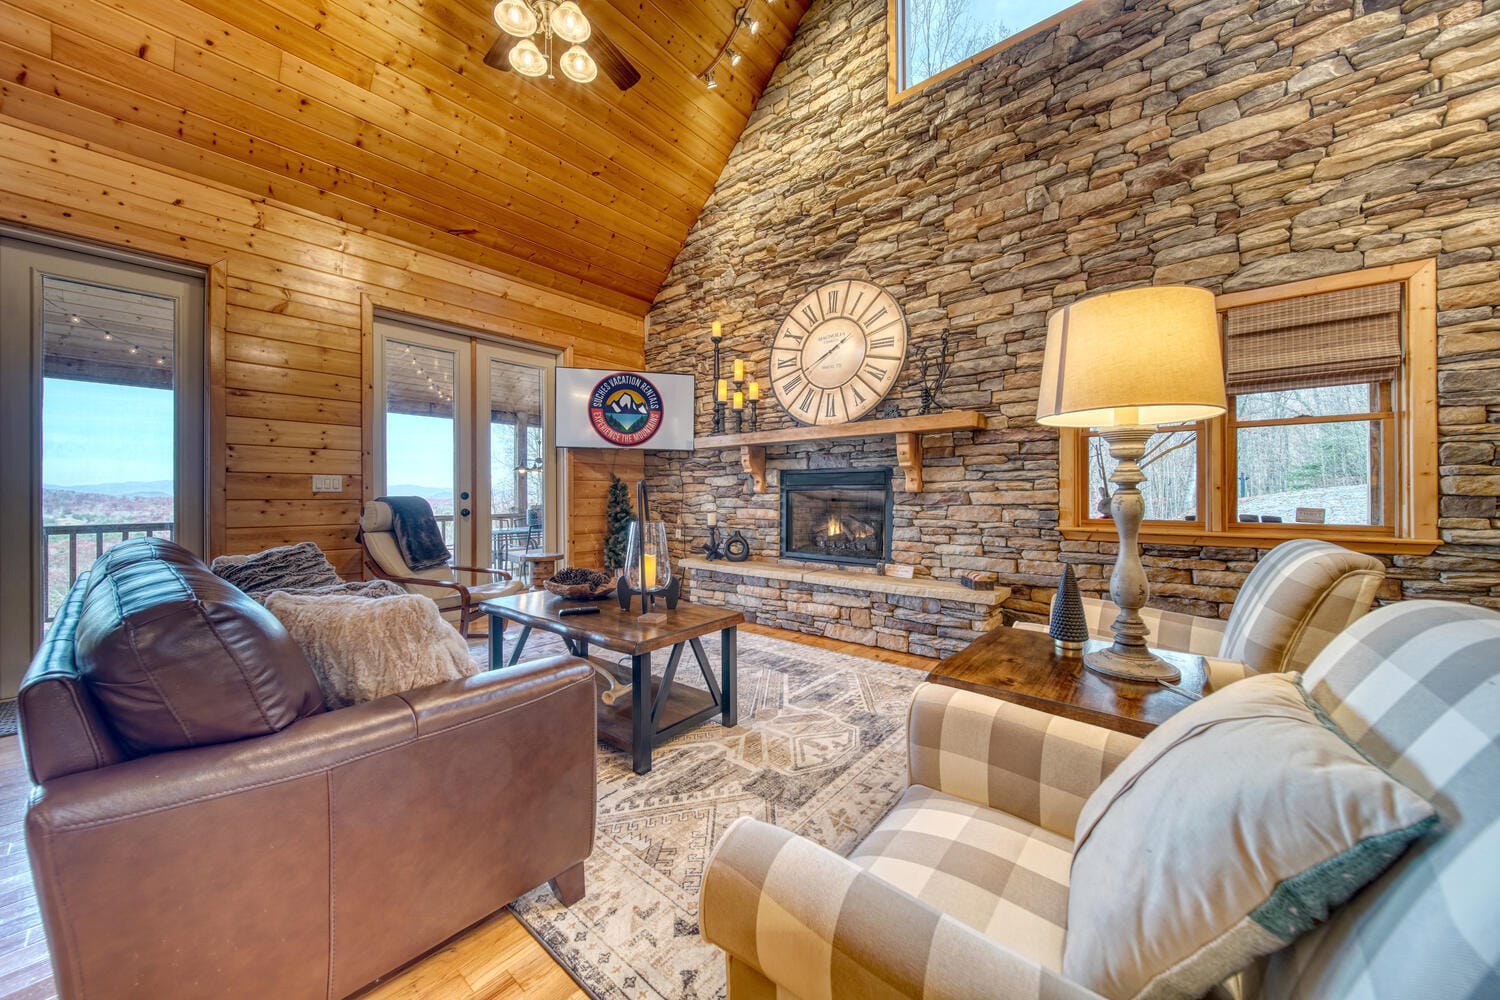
left=1224, top=283, right=1403, bottom=394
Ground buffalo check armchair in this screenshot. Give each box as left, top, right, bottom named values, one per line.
left=1018, top=538, right=1385, bottom=691
left=702, top=600, right=1500, bottom=1000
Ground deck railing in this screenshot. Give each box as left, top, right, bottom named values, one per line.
left=43, top=521, right=174, bottom=622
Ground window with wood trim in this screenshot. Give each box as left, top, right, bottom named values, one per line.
left=887, top=0, right=1095, bottom=102
left=1057, top=260, right=1439, bottom=555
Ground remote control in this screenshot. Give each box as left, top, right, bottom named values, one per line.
left=558, top=606, right=601, bottom=617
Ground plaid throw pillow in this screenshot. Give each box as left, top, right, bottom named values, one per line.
left=1064, top=671, right=1438, bottom=1000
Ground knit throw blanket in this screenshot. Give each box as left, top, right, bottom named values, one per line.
left=377, top=496, right=452, bottom=571
left=212, top=541, right=404, bottom=602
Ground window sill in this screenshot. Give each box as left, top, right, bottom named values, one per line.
left=1059, top=524, right=1441, bottom=556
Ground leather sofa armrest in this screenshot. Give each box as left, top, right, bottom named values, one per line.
left=907, top=683, right=1139, bottom=838
left=702, top=818, right=1105, bottom=1000
left=398, top=654, right=592, bottom=736
left=26, top=696, right=415, bottom=832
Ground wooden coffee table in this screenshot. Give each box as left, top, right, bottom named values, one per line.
left=479, top=591, right=744, bottom=774
left=927, top=626, right=1207, bottom=737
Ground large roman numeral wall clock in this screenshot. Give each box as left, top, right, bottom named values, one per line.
left=771, top=279, right=909, bottom=426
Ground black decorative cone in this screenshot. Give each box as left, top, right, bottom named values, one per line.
left=1049, top=564, right=1090, bottom=653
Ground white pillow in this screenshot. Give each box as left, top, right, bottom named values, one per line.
left=1064, top=671, right=1437, bottom=1000
left=264, top=592, right=479, bottom=708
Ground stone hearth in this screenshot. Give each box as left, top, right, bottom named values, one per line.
left=681, top=557, right=1010, bottom=659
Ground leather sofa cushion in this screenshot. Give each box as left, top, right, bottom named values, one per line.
left=76, top=537, right=325, bottom=756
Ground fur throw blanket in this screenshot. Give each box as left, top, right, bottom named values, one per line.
left=212, top=541, right=405, bottom=603
left=377, top=495, right=452, bottom=571
left=264, top=592, right=479, bottom=709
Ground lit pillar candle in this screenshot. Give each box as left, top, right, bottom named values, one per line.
left=747, top=381, right=760, bottom=401
left=717, top=379, right=728, bottom=402
left=732, top=358, right=745, bottom=382
left=707, top=510, right=718, bottom=526
left=732, top=390, right=744, bottom=410
left=643, top=553, right=658, bottom=588
left=711, top=320, right=722, bottom=340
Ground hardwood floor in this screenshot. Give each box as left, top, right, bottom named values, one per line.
left=0, top=626, right=936, bottom=999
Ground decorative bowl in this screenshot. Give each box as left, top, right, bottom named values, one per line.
left=544, top=570, right=617, bottom=601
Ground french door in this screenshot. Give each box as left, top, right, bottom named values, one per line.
left=373, top=316, right=559, bottom=573
left=0, top=236, right=205, bottom=696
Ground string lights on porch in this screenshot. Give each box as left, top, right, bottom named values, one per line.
left=701, top=2, right=779, bottom=90
left=44, top=298, right=170, bottom=369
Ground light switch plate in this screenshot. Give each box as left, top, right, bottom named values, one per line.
left=312, top=475, right=344, bottom=493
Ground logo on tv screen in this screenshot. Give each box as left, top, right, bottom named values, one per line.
left=588, top=372, right=663, bottom=447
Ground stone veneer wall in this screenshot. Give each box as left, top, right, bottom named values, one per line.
left=644, top=0, right=1500, bottom=649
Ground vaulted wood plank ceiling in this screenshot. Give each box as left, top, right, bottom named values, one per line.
left=0, top=0, right=811, bottom=312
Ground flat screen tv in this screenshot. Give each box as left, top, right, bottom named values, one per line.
left=554, top=367, right=696, bottom=451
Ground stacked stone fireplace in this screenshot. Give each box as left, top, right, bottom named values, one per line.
left=672, top=452, right=1009, bottom=660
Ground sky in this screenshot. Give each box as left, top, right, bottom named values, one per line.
left=42, top=379, right=174, bottom=487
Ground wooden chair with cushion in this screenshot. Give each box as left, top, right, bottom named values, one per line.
left=1019, top=538, right=1385, bottom=690
left=360, top=499, right=524, bottom=638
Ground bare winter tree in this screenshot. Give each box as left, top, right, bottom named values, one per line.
left=904, top=0, right=1010, bottom=85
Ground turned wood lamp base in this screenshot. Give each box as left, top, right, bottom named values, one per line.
left=1087, top=423, right=1181, bottom=685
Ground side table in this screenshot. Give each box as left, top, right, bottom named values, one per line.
left=520, top=551, right=563, bottom=589
left=927, top=625, right=1206, bottom=737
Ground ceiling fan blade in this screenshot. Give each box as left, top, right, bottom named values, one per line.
left=484, top=35, right=514, bottom=71
left=589, top=25, right=641, bottom=91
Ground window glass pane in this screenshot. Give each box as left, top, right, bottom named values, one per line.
left=902, top=0, right=1061, bottom=88
left=1086, top=429, right=1198, bottom=522
left=1234, top=383, right=1377, bottom=421
left=384, top=340, right=456, bottom=542
left=41, top=277, right=177, bottom=622
left=1237, top=421, right=1383, bottom=526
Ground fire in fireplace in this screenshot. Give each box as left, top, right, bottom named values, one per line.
left=780, top=468, right=893, bottom=567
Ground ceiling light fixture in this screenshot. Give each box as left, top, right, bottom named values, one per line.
left=494, top=0, right=598, bottom=83
left=702, top=2, right=774, bottom=90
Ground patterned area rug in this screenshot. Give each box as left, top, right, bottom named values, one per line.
left=0, top=699, right=16, bottom=738
left=481, top=628, right=925, bottom=1000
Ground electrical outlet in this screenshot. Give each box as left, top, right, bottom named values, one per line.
left=312, top=475, right=344, bottom=493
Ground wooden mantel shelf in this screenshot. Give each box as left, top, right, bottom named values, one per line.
left=695, top=411, right=988, bottom=493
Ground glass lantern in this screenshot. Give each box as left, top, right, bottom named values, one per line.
left=624, top=520, right=671, bottom=593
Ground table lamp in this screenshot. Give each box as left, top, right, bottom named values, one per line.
left=1036, top=286, right=1225, bottom=682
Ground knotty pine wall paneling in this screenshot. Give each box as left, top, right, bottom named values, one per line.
left=0, top=123, right=644, bottom=574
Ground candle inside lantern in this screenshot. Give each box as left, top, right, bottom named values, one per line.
left=733, top=358, right=745, bottom=382
left=707, top=510, right=718, bottom=526
left=747, top=381, right=761, bottom=401
left=732, top=390, right=745, bottom=410
left=644, top=553, right=658, bottom=588
left=711, top=320, right=722, bottom=340
left=717, top=379, right=728, bottom=402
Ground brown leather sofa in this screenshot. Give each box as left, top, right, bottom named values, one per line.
left=19, top=537, right=596, bottom=999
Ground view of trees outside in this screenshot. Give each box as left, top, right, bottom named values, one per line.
left=1088, top=429, right=1199, bottom=521
left=902, top=0, right=1013, bottom=86
left=1085, top=384, right=1382, bottom=527
left=1234, top=383, right=1381, bottom=526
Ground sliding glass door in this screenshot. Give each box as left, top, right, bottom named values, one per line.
left=0, top=237, right=204, bottom=696
left=374, top=317, right=557, bottom=573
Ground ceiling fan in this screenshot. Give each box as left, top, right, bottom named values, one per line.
left=482, top=0, right=641, bottom=91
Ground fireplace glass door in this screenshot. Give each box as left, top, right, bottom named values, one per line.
left=780, top=468, right=893, bottom=567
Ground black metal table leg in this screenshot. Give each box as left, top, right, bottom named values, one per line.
left=721, top=626, right=738, bottom=727
left=630, top=651, right=651, bottom=774
left=488, top=616, right=503, bottom=672
left=506, top=624, right=532, bottom=668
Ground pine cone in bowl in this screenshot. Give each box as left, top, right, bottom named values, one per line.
left=544, top=568, right=616, bottom=600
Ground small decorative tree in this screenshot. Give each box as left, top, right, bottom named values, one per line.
left=604, top=474, right=633, bottom=572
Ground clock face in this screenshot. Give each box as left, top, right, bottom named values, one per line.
left=771, top=279, right=908, bottom=426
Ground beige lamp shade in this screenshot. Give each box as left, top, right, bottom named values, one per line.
left=1037, top=285, right=1227, bottom=428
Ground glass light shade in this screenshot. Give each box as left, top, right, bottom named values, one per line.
left=550, top=1, right=591, bottom=43
left=624, top=520, right=671, bottom=592
left=1036, top=285, right=1226, bottom=429
left=494, top=0, right=537, bottom=37
left=559, top=44, right=597, bottom=83
left=508, top=37, right=548, bottom=76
